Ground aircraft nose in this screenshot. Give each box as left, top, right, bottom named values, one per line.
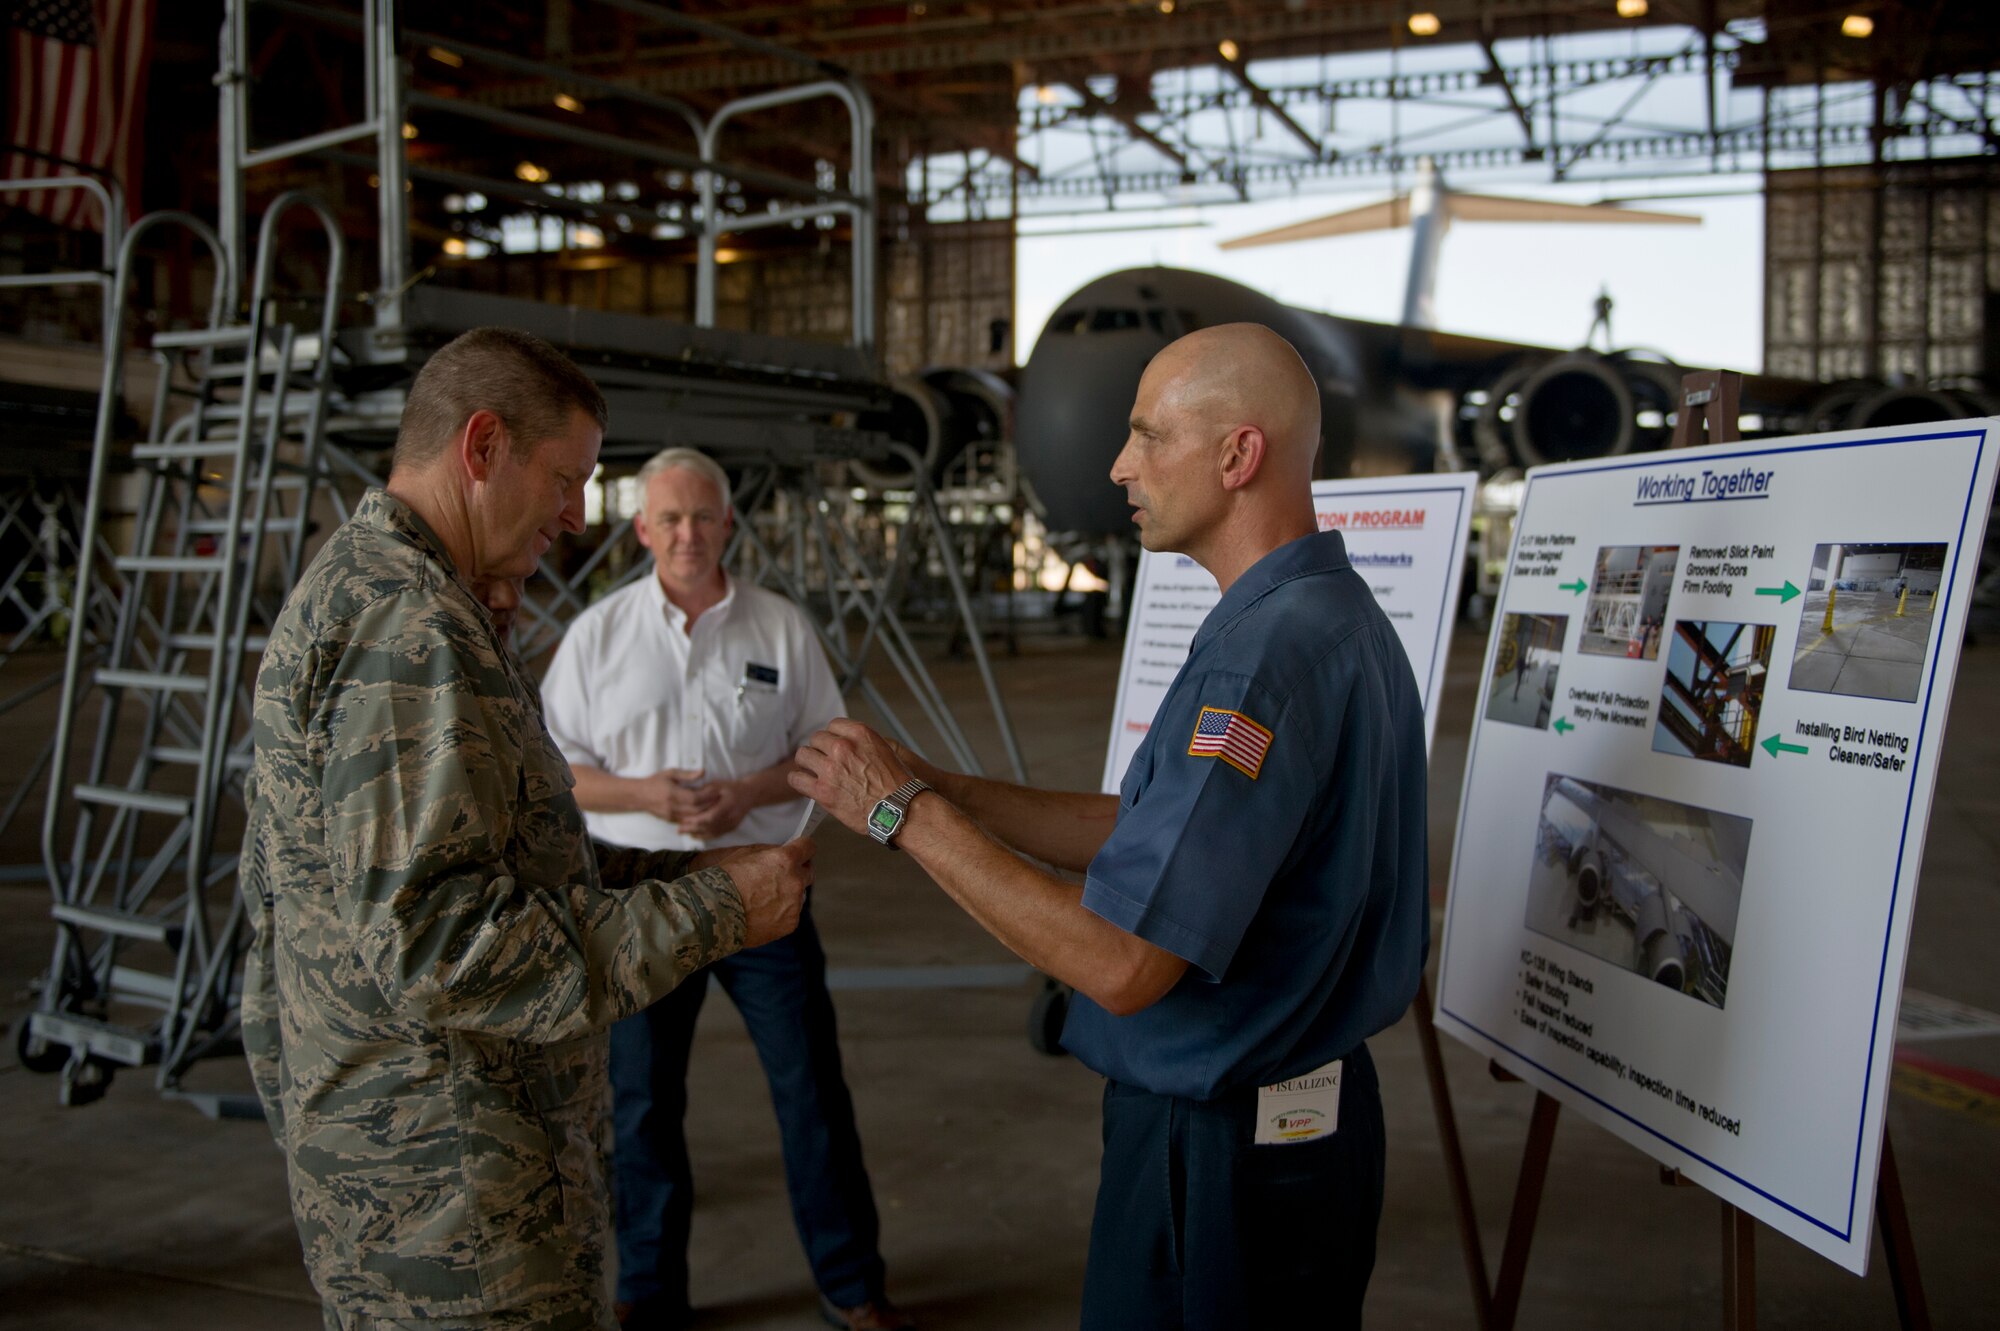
left=1017, top=330, right=1166, bottom=535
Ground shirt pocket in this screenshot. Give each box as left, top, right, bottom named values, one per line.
left=720, top=682, right=787, bottom=761
left=513, top=734, right=582, bottom=880
left=451, top=1031, right=581, bottom=1308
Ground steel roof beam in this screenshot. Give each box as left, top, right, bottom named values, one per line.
left=468, top=2, right=1759, bottom=100
left=1219, top=51, right=1326, bottom=160
left=1065, top=81, right=1193, bottom=176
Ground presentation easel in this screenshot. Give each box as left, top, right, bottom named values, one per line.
left=1414, top=371, right=1933, bottom=1331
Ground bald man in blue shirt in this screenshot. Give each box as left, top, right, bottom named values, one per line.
left=793, top=323, right=1429, bottom=1329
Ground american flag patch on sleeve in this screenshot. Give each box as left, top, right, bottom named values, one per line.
left=1188, top=706, right=1274, bottom=779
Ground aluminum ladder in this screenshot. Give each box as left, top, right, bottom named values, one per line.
left=23, top=193, right=345, bottom=1110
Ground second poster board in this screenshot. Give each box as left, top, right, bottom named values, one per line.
left=1103, top=472, right=1477, bottom=790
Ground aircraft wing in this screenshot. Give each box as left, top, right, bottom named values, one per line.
left=1448, top=194, right=1701, bottom=226
left=1220, top=194, right=1698, bottom=249
left=1553, top=779, right=1742, bottom=942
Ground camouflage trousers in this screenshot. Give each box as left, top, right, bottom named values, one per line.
left=319, top=1296, right=612, bottom=1331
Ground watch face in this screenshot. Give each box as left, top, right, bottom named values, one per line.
left=869, top=802, right=902, bottom=837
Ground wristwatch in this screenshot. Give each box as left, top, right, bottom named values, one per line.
left=866, top=778, right=931, bottom=849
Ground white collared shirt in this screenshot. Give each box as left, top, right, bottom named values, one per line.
left=541, top=572, right=844, bottom=851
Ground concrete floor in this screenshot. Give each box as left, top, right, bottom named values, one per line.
left=1790, top=589, right=1937, bottom=703
left=2, top=616, right=1998, bottom=1330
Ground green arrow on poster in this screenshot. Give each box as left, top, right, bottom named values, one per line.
left=1553, top=717, right=1574, bottom=735
left=1761, top=735, right=1808, bottom=759
left=1559, top=579, right=1587, bottom=595
left=1755, top=581, right=1801, bottom=603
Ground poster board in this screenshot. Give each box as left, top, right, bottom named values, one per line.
left=1103, top=473, right=1477, bottom=791
left=1433, top=421, right=1999, bottom=1273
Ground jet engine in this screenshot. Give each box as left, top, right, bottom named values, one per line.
left=1571, top=843, right=1607, bottom=915
left=1634, top=891, right=1691, bottom=992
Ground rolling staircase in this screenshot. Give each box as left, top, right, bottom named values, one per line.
left=21, top=193, right=344, bottom=1112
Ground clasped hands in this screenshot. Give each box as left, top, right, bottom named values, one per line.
left=642, top=767, right=755, bottom=839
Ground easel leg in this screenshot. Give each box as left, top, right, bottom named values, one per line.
left=1491, top=1090, right=1560, bottom=1331
left=1874, top=1133, right=1932, bottom=1331
left=1413, top=975, right=1495, bottom=1331
left=1721, top=1202, right=1755, bottom=1331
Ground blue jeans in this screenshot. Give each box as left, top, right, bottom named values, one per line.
left=1080, top=1043, right=1384, bottom=1331
left=608, top=907, right=884, bottom=1313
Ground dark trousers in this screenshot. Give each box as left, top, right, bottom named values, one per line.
left=608, top=907, right=884, bottom=1312
left=1080, top=1043, right=1385, bottom=1331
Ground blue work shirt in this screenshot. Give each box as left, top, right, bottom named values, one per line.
left=1064, top=529, right=1430, bottom=1101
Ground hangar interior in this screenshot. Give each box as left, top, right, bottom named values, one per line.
left=2, top=2, right=1999, bottom=1328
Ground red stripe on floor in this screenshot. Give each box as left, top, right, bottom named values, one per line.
left=1894, top=1048, right=2000, bottom=1100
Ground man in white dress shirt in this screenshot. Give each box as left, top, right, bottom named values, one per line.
left=542, top=448, right=910, bottom=1331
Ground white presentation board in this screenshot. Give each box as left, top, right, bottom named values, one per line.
left=1102, top=473, right=1477, bottom=791
left=1434, top=421, right=1999, bottom=1273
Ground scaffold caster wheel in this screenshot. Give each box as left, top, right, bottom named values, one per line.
left=13, top=1019, right=67, bottom=1074
left=1028, top=978, right=1071, bottom=1057
left=59, top=1052, right=114, bottom=1107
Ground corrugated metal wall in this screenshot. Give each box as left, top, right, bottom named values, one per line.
left=1765, top=159, right=1999, bottom=387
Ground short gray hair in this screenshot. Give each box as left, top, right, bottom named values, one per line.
left=634, top=447, right=732, bottom=516
left=391, top=327, right=606, bottom=474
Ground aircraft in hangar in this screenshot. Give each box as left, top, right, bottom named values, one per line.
left=997, top=165, right=1988, bottom=543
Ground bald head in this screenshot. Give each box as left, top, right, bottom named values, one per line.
left=1138, top=323, right=1320, bottom=478
left=1110, top=322, right=1324, bottom=587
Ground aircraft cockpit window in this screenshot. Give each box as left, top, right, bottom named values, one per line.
left=1051, top=310, right=1088, bottom=334
left=1139, top=308, right=1202, bottom=337
left=1089, top=308, right=1142, bottom=332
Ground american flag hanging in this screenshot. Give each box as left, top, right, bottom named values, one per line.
left=1187, top=705, right=1274, bottom=780
left=4, top=0, right=155, bottom=232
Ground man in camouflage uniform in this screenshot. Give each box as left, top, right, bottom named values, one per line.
left=240, top=327, right=814, bottom=1331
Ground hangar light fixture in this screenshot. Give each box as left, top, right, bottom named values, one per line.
left=515, top=161, right=551, bottom=184
left=442, top=238, right=468, bottom=257
left=1841, top=13, right=1874, bottom=37
left=1158, top=0, right=1174, bottom=12
left=427, top=46, right=463, bottom=68
left=554, top=93, right=585, bottom=113
left=1035, top=84, right=1059, bottom=104
left=401, top=122, right=418, bottom=140
left=1218, top=38, right=1240, bottom=62
left=1408, top=12, right=1441, bottom=37
left=1616, top=0, right=1648, bottom=17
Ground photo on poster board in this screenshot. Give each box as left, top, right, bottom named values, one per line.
left=1523, top=774, right=1748, bottom=1010
left=1789, top=542, right=1948, bottom=703
left=1652, top=620, right=1775, bottom=768
left=1483, top=612, right=1568, bottom=730
left=1580, top=544, right=1680, bottom=660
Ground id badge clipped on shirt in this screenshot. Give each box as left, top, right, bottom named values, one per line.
left=1254, top=1057, right=1342, bottom=1145
left=736, top=660, right=780, bottom=704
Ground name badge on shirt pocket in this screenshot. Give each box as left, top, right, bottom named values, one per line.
left=737, top=661, right=780, bottom=704
left=1254, top=1057, right=1341, bottom=1145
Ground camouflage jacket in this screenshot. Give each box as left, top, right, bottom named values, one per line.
left=240, top=488, right=746, bottom=1320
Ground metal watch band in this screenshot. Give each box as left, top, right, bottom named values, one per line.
left=867, top=778, right=931, bottom=847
